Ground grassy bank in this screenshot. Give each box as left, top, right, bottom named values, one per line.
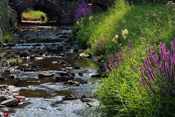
left=22, top=8, right=47, bottom=23
left=73, top=0, right=174, bottom=55
left=73, top=0, right=175, bottom=116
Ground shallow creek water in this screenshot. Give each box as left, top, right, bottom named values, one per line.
left=0, top=25, right=101, bottom=117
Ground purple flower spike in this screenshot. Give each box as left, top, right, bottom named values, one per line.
left=138, top=83, right=141, bottom=87
left=171, top=41, right=174, bottom=57
left=74, top=0, right=91, bottom=22
left=117, top=54, right=119, bottom=61
left=148, top=44, right=153, bottom=56
left=169, top=84, right=173, bottom=90
left=132, top=64, right=135, bottom=71
left=111, top=54, right=114, bottom=62
left=158, top=65, right=163, bottom=76
left=162, top=90, right=166, bottom=95
left=128, top=40, right=130, bottom=50
left=108, top=55, right=111, bottom=63
left=104, top=63, right=108, bottom=70
left=154, top=44, right=157, bottom=53
left=165, top=63, right=170, bottom=78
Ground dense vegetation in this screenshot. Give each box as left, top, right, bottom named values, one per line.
left=22, top=8, right=47, bottom=23
left=73, top=0, right=175, bottom=116
left=0, top=0, right=16, bottom=45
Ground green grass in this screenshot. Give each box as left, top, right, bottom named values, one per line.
left=22, top=8, right=47, bottom=23
left=73, top=0, right=175, bottom=55
left=4, top=32, right=17, bottom=41
left=73, top=0, right=175, bottom=116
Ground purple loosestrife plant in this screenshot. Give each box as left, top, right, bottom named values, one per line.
left=74, top=0, right=91, bottom=22
left=104, top=40, right=133, bottom=72
left=138, top=39, right=175, bottom=97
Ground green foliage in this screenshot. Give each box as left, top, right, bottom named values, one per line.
left=4, top=32, right=17, bottom=41
left=0, top=0, right=17, bottom=45
left=73, top=0, right=175, bottom=56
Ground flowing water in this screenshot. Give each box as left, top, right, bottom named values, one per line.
left=0, top=24, right=102, bottom=117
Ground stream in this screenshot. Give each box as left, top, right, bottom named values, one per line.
left=0, top=24, right=102, bottom=117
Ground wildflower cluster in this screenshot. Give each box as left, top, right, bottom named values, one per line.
left=74, top=0, right=91, bottom=22
left=112, top=34, right=119, bottom=43
left=97, top=41, right=104, bottom=48
left=122, top=29, right=128, bottom=40
left=138, top=39, right=175, bottom=96
left=104, top=40, right=133, bottom=72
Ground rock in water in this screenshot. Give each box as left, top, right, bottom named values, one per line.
left=63, top=94, right=77, bottom=101
left=1, top=98, right=20, bottom=107
left=54, top=76, right=74, bottom=82
left=19, top=50, right=30, bottom=57
left=38, top=73, right=54, bottom=78
left=75, top=78, right=88, bottom=84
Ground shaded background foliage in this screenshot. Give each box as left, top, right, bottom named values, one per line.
left=0, top=0, right=16, bottom=45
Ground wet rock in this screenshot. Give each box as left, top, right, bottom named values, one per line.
left=84, top=53, right=91, bottom=58
left=78, top=73, right=83, bottom=76
left=78, top=49, right=84, bottom=53
left=81, top=98, right=94, bottom=102
left=0, top=85, right=7, bottom=90
left=75, top=78, right=88, bottom=84
left=66, top=80, right=80, bottom=86
left=81, top=95, right=91, bottom=99
left=54, top=76, right=74, bottom=82
left=80, top=53, right=91, bottom=58
left=65, top=67, right=73, bottom=70
left=58, top=68, right=66, bottom=71
left=65, top=45, right=72, bottom=50
left=8, top=85, right=19, bottom=94
left=52, top=61, right=58, bottom=64
left=19, top=50, right=30, bottom=57
left=70, top=73, right=75, bottom=76
left=9, top=74, right=17, bottom=79
left=87, top=102, right=95, bottom=107
left=57, top=46, right=63, bottom=52
left=38, top=73, right=54, bottom=78
left=45, top=46, right=59, bottom=53
left=4, top=70, right=11, bottom=74
left=30, top=54, right=40, bottom=59
left=35, top=57, right=44, bottom=60
left=31, top=65, right=42, bottom=69
left=59, top=53, right=65, bottom=57
left=0, top=105, right=5, bottom=108
left=63, top=94, right=77, bottom=101
left=29, top=48, right=39, bottom=53
left=0, top=77, right=5, bottom=81
left=59, top=72, right=69, bottom=76
left=58, top=60, right=66, bottom=65
left=91, top=73, right=101, bottom=78
left=1, top=98, right=20, bottom=107
left=21, top=69, right=39, bottom=72
left=0, top=95, right=7, bottom=102
left=74, top=66, right=80, bottom=69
